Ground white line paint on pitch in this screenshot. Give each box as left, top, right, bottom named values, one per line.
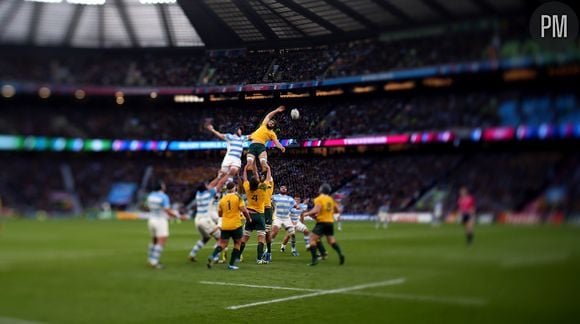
left=199, top=281, right=319, bottom=292
left=203, top=279, right=486, bottom=308
left=347, top=291, right=487, bottom=306
left=225, top=278, right=406, bottom=310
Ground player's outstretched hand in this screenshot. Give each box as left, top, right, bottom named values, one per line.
left=206, top=124, right=214, bottom=131
left=280, top=146, right=286, bottom=153
left=277, top=105, right=286, bottom=112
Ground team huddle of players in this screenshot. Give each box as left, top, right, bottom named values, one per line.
left=145, top=106, right=345, bottom=270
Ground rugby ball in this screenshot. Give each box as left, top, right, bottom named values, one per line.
left=291, top=109, right=300, bottom=120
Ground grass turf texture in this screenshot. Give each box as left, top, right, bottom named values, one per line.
left=0, top=220, right=579, bottom=323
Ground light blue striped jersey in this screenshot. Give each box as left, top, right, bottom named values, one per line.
left=146, top=191, right=170, bottom=219
left=290, top=203, right=308, bottom=222
left=195, top=187, right=217, bottom=220
left=225, top=134, right=248, bottom=160
left=272, top=194, right=294, bottom=220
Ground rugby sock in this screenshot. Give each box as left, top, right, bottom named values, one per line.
left=257, top=242, right=265, bottom=261
left=239, top=242, right=246, bottom=255
left=331, top=243, right=343, bottom=256
left=230, top=249, right=240, bottom=266
left=149, top=244, right=163, bottom=265
left=318, top=241, right=327, bottom=255
left=147, top=243, right=154, bottom=262
left=189, top=239, right=205, bottom=258
left=266, top=242, right=272, bottom=254
left=466, top=233, right=474, bottom=245
left=291, top=235, right=296, bottom=251
left=210, top=246, right=222, bottom=260
left=304, top=236, right=310, bottom=247
left=309, top=245, right=318, bottom=263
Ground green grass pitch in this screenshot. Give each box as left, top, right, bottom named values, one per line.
left=0, top=219, right=579, bottom=323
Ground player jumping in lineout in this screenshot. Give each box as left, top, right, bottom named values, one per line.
left=206, top=124, right=249, bottom=189
left=247, top=106, right=286, bottom=172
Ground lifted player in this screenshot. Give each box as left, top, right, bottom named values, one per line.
left=206, top=124, right=249, bottom=189
left=246, top=106, right=286, bottom=172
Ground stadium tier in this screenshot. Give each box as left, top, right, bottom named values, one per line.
left=1, top=16, right=578, bottom=89
left=2, top=92, right=580, bottom=141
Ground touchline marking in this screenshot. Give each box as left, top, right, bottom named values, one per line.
left=225, top=278, right=406, bottom=310
left=199, top=281, right=319, bottom=292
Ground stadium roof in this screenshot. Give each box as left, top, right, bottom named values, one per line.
left=0, top=0, right=527, bottom=49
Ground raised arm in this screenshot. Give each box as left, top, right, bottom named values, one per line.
left=262, top=105, right=286, bottom=125
left=265, top=164, right=272, bottom=182
left=243, top=163, right=250, bottom=182
left=206, top=124, right=226, bottom=141
left=208, top=176, right=220, bottom=189
left=252, top=161, right=259, bottom=179
left=272, top=139, right=285, bottom=153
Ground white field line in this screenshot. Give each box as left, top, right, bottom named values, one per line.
left=200, top=279, right=486, bottom=308
left=199, top=281, right=319, bottom=292
left=223, top=278, right=406, bottom=310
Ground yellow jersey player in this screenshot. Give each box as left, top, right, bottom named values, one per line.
left=262, top=171, right=274, bottom=263
left=301, top=184, right=345, bottom=266
left=247, top=106, right=286, bottom=172
left=207, top=181, right=251, bottom=270
left=240, top=162, right=270, bottom=264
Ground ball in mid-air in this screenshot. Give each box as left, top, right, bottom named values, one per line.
left=291, top=109, right=300, bottom=120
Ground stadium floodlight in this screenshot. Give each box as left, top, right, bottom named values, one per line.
left=25, top=0, right=63, bottom=3
left=66, top=0, right=106, bottom=5
left=139, top=0, right=177, bottom=4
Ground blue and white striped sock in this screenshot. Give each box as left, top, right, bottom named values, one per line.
left=189, top=240, right=205, bottom=258
left=304, top=236, right=309, bottom=246
left=147, top=243, right=154, bottom=262
left=148, top=244, right=163, bottom=265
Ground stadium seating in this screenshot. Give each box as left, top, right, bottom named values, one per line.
left=2, top=93, right=578, bottom=141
